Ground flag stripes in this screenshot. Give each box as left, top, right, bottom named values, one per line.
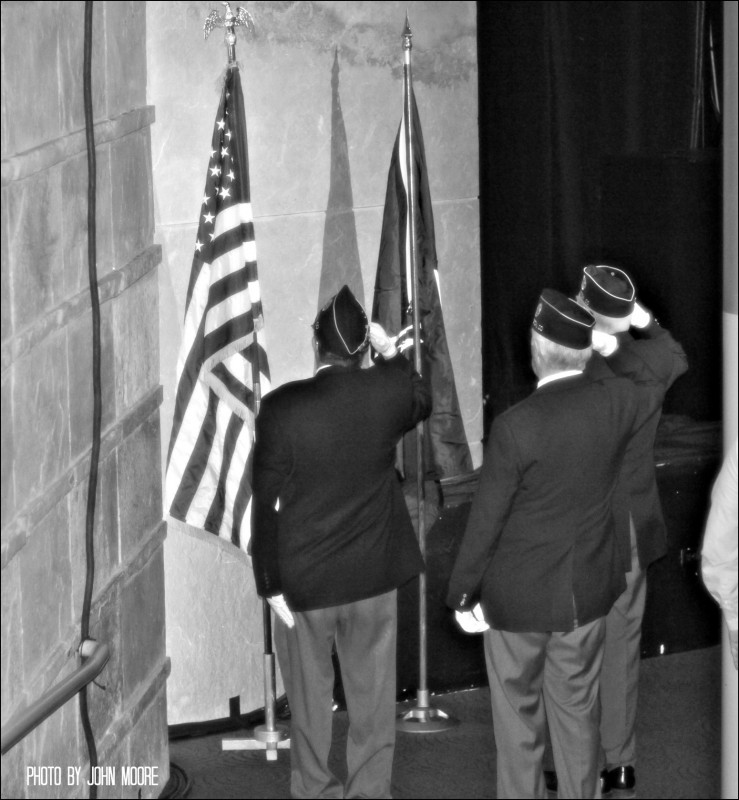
left=165, top=66, right=269, bottom=548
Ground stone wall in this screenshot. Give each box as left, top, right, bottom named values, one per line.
left=149, top=0, right=480, bottom=722
left=1, top=2, right=169, bottom=797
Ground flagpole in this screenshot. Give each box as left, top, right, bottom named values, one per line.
left=204, top=2, right=289, bottom=762
left=396, top=15, right=457, bottom=735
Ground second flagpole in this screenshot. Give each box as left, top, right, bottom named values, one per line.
left=396, top=15, right=458, bottom=735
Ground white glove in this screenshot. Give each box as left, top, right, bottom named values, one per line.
left=267, top=594, right=295, bottom=629
left=454, top=603, right=489, bottom=634
left=592, top=329, right=619, bottom=357
left=394, top=325, right=422, bottom=354
left=369, top=322, right=398, bottom=358
left=630, top=301, right=651, bottom=329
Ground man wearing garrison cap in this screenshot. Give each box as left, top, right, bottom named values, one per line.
left=251, top=285, right=431, bottom=799
left=447, top=289, right=642, bottom=799
left=576, top=264, right=688, bottom=794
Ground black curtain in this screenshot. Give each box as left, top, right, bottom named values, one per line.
left=478, top=1, right=722, bottom=429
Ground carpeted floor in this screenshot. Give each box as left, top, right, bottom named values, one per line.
left=166, top=645, right=722, bottom=799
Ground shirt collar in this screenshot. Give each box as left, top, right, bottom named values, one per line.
left=537, top=369, right=583, bottom=389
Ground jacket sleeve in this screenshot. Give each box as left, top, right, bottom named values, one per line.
left=376, top=352, right=432, bottom=428
left=250, top=397, right=291, bottom=598
left=632, top=318, right=689, bottom=389
left=446, top=415, right=521, bottom=610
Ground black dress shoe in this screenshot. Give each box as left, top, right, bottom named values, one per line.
left=607, top=765, right=635, bottom=791
left=543, top=769, right=610, bottom=794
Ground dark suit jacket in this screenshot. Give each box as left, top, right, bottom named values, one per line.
left=251, top=354, right=431, bottom=612
left=447, top=371, right=640, bottom=632
left=589, top=320, right=688, bottom=568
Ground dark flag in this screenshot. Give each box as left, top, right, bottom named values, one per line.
left=373, top=91, right=473, bottom=480
left=165, top=66, right=270, bottom=548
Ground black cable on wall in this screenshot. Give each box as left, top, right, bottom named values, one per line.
left=81, top=2, right=102, bottom=796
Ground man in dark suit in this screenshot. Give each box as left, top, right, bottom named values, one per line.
left=447, top=289, right=641, bottom=799
left=251, top=285, right=431, bottom=799
left=578, top=265, right=688, bottom=794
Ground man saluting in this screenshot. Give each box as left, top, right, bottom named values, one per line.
left=251, top=285, right=431, bottom=799
left=447, top=289, right=641, bottom=799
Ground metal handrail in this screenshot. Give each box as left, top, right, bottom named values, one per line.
left=1, top=640, right=110, bottom=755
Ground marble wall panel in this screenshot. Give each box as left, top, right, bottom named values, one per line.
left=0, top=56, right=7, bottom=159
left=119, top=548, right=166, bottom=699
left=0, top=1, right=63, bottom=158
left=1, top=188, right=10, bottom=342
left=68, top=451, right=120, bottom=620
left=61, top=152, right=91, bottom=300
left=125, top=688, right=169, bottom=799
left=5, top=166, right=65, bottom=332
left=96, top=741, right=137, bottom=800
left=112, top=268, right=159, bottom=414
left=104, top=0, right=147, bottom=120
left=1, top=559, right=23, bottom=723
left=11, top=331, right=70, bottom=510
left=19, top=498, right=72, bottom=679
left=23, top=694, right=81, bottom=800
left=0, top=368, right=15, bottom=527
left=57, top=0, right=107, bottom=135
left=0, top=730, right=26, bottom=800
left=83, top=583, right=123, bottom=749
left=117, top=412, right=163, bottom=563
left=110, top=129, right=154, bottom=273
left=94, top=143, right=117, bottom=279
left=67, top=304, right=116, bottom=461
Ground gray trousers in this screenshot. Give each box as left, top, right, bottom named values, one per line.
left=275, top=589, right=398, bottom=799
left=599, top=522, right=647, bottom=770
left=484, top=618, right=606, bottom=799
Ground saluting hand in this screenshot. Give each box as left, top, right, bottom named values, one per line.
left=369, top=322, right=398, bottom=358
left=630, top=301, right=651, bottom=329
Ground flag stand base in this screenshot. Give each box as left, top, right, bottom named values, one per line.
left=396, top=690, right=458, bottom=734
left=222, top=723, right=290, bottom=761
left=221, top=652, right=291, bottom=761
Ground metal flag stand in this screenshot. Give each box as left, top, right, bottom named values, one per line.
left=395, top=15, right=458, bottom=735
left=204, top=2, right=290, bottom=762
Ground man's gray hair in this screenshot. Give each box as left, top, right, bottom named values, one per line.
left=531, top=331, right=592, bottom=373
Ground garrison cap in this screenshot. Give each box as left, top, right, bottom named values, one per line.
left=313, top=285, right=370, bottom=357
left=532, top=288, right=595, bottom=350
left=580, top=264, right=636, bottom=318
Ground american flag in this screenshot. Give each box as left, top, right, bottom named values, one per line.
left=165, top=66, right=269, bottom=549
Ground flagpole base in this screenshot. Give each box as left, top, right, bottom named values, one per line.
left=222, top=723, right=290, bottom=762
left=396, top=702, right=458, bottom=734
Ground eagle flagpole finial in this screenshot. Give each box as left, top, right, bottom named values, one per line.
left=204, top=2, right=255, bottom=65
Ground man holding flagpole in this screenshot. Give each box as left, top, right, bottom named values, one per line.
left=251, top=285, right=431, bottom=799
